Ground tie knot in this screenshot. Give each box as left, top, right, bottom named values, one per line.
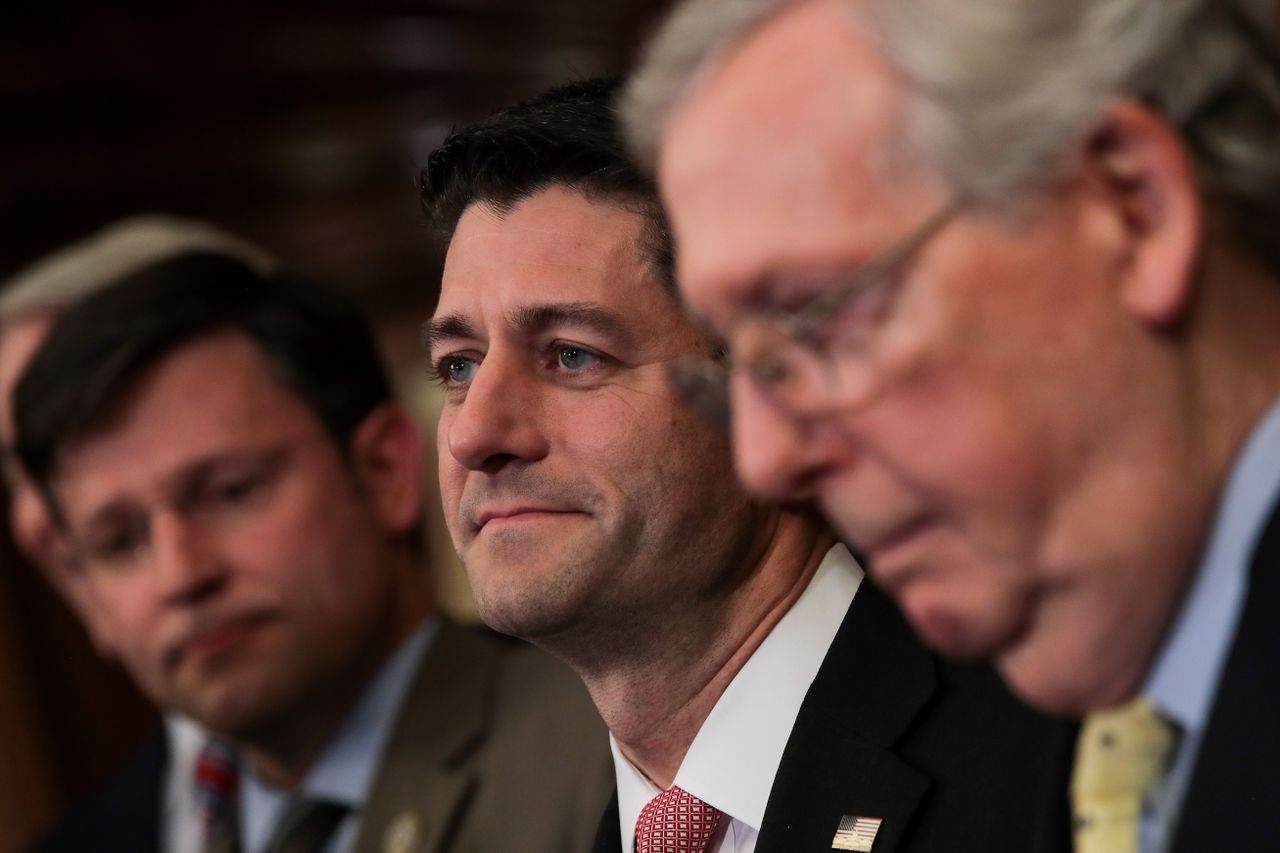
left=1073, top=698, right=1178, bottom=800
left=635, top=785, right=724, bottom=853
left=1071, top=698, right=1179, bottom=853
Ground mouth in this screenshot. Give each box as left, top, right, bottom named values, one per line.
left=472, top=506, right=586, bottom=532
left=166, top=612, right=271, bottom=671
left=862, top=514, right=942, bottom=583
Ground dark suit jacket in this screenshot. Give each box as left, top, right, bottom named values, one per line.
left=592, top=581, right=1072, bottom=853
left=1032, top=497, right=1280, bottom=853
left=33, top=621, right=613, bottom=853
left=29, top=732, right=167, bottom=853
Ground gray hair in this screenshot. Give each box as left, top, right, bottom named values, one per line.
left=0, top=215, right=275, bottom=326
left=623, top=0, right=1280, bottom=268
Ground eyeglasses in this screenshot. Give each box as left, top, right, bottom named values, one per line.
left=669, top=199, right=962, bottom=432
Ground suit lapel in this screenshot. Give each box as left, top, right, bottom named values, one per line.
left=590, top=791, right=624, bottom=853
left=1170, top=498, right=1280, bottom=852
left=1028, top=721, right=1078, bottom=853
left=353, top=622, right=500, bottom=853
left=756, top=582, right=936, bottom=853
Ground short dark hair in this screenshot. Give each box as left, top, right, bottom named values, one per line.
left=419, top=76, right=675, bottom=295
left=15, top=251, right=394, bottom=517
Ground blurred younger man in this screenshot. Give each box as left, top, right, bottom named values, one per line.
left=0, top=218, right=274, bottom=853
left=15, top=248, right=610, bottom=852
left=421, top=78, right=1065, bottom=853
left=624, top=0, right=1280, bottom=848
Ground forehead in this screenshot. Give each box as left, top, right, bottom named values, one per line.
left=56, top=333, right=328, bottom=499
left=659, top=0, right=938, bottom=314
left=436, top=185, right=671, bottom=327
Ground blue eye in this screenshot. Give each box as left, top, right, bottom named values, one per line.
left=558, top=347, right=593, bottom=370
left=446, top=357, right=478, bottom=384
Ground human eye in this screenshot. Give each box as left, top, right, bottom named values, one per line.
left=196, top=455, right=283, bottom=516
left=801, top=268, right=900, bottom=354
left=81, top=519, right=148, bottom=569
left=546, top=341, right=613, bottom=378
left=556, top=344, right=601, bottom=370
left=430, top=352, right=481, bottom=388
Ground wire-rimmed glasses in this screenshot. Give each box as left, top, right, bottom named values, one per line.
left=669, top=199, right=963, bottom=432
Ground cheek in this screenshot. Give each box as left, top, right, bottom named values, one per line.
left=435, top=416, right=465, bottom=508
left=871, top=259, right=1083, bottom=513
left=82, top=577, right=161, bottom=671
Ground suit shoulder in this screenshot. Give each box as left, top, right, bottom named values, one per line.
left=29, top=733, right=166, bottom=853
left=487, top=633, right=607, bottom=731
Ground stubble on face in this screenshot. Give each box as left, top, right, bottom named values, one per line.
left=435, top=188, right=770, bottom=661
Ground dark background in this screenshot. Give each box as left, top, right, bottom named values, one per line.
left=0, top=3, right=672, bottom=850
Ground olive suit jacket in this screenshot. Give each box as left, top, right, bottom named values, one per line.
left=33, top=621, right=614, bottom=853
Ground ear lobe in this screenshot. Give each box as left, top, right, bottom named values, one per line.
left=1083, top=100, right=1204, bottom=327
left=350, top=403, right=425, bottom=536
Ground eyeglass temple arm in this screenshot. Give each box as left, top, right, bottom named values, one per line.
left=791, top=199, right=965, bottom=340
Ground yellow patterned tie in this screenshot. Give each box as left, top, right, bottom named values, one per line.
left=1070, top=698, right=1177, bottom=853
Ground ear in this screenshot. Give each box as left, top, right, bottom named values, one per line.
left=349, top=403, right=425, bottom=536
left=1081, top=100, right=1204, bottom=327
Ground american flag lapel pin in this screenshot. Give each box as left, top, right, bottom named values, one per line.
left=831, top=814, right=883, bottom=852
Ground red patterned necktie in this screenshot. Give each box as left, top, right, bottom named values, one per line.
left=194, top=739, right=240, bottom=850
left=634, top=785, right=724, bottom=853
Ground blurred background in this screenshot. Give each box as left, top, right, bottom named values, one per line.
left=0, top=2, right=672, bottom=849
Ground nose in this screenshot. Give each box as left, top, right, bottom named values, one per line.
left=445, top=352, right=549, bottom=473
left=150, top=509, right=226, bottom=604
left=731, top=374, right=852, bottom=503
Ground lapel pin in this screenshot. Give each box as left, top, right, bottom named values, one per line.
left=831, top=814, right=883, bottom=852
left=383, top=810, right=423, bottom=853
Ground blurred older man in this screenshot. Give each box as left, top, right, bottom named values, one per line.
left=623, top=0, right=1280, bottom=850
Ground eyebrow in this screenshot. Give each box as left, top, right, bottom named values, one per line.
left=80, top=445, right=292, bottom=529
left=509, top=302, right=630, bottom=341
left=423, top=314, right=478, bottom=353
left=425, top=302, right=633, bottom=354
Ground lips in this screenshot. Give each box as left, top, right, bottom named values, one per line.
left=165, top=611, right=271, bottom=671
left=472, top=506, right=585, bottom=532
left=860, top=514, right=941, bottom=584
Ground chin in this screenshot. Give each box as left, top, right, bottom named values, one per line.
left=996, top=632, right=1143, bottom=717
left=892, top=576, right=1025, bottom=662
left=471, top=583, right=583, bottom=643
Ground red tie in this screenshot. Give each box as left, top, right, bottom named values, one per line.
left=194, top=739, right=239, bottom=847
left=634, top=785, right=724, bottom=853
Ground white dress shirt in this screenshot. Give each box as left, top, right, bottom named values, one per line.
left=613, top=545, right=863, bottom=852
left=163, top=714, right=210, bottom=853
left=240, top=618, right=439, bottom=853
left=1139, top=398, right=1280, bottom=853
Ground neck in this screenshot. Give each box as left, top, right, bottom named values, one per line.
left=235, top=553, right=433, bottom=790
left=1074, top=247, right=1280, bottom=713
left=581, top=512, right=833, bottom=789
left=1190, top=252, right=1280, bottom=474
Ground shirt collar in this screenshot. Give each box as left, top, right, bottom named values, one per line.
left=613, top=545, right=863, bottom=850
left=242, top=617, right=439, bottom=852
left=1145, top=398, right=1280, bottom=730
